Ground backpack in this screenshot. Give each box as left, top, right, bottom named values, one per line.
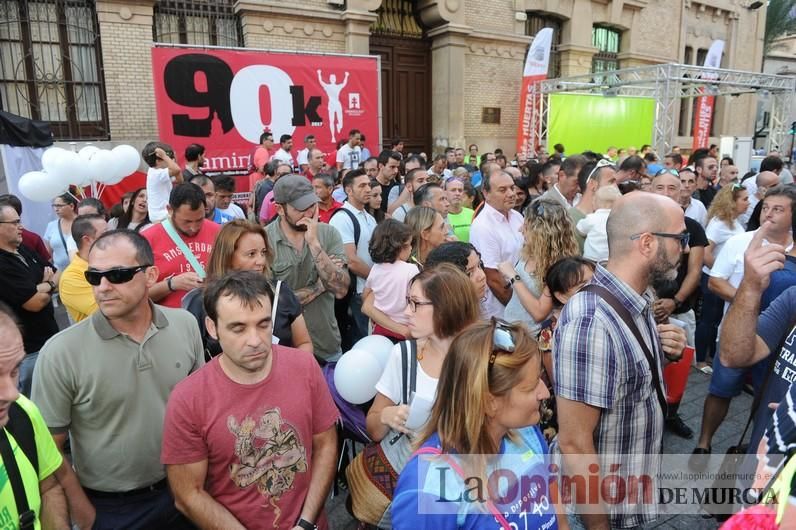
left=330, top=206, right=362, bottom=352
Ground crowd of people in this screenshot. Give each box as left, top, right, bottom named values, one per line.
left=0, top=132, right=795, bottom=530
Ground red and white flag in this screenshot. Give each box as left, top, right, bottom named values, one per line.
left=691, top=40, right=724, bottom=151
left=516, top=28, right=553, bottom=160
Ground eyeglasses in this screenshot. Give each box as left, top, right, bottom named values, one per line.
left=84, top=265, right=151, bottom=286
left=489, top=318, right=516, bottom=367
left=630, top=231, right=690, bottom=250
left=655, top=168, right=680, bottom=178
left=587, top=158, right=615, bottom=182
left=0, top=219, right=21, bottom=225
left=405, top=297, right=433, bottom=312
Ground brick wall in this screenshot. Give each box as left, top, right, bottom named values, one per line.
left=240, top=13, right=346, bottom=53
left=465, top=0, right=515, bottom=34
left=96, top=2, right=158, bottom=140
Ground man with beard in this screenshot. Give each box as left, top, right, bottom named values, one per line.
left=144, top=183, right=221, bottom=308
left=650, top=170, right=708, bottom=438
left=555, top=192, right=687, bottom=529
left=266, top=175, right=350, bottom=361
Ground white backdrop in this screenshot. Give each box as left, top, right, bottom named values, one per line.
left=0, top=144, right=56, bottom=238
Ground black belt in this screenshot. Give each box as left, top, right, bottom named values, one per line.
left=84, top=478, right=168, bottom=499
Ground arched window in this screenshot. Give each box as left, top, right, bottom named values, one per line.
left=371, top=0, right=424, bottom=39
left=153, top=0, right=241, bottom=47
left=0, top=0, right=109, bottom=139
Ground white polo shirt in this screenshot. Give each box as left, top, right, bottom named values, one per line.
left=329, top=201, right=377, bottom=294
left=469, top=203, right=524, bottom=318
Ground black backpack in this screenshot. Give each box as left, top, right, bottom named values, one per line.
left=330, top=207, right=362, bottom=352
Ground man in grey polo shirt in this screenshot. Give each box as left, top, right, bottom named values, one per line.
left=32, top=230, right=203, bottom=530
left=266, top=175, right=350, bottom=362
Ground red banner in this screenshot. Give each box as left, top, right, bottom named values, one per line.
left=516, top=28, right=553, bottom=160
left=151, top=47, right=380, bottom=191
left=691, top=94, right=714, bottom=151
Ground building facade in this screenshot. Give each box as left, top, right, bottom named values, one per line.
left=0, top=0, right=768, bottom=158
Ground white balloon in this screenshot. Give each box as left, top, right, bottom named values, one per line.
left=353, top=335, right=395, bottom=371
left=18, top=171, right=66, bottom=202
left=111, top=144, right=141, bottom=178
left=47, top=150, right=82, bottom=187
left=333, top=348, right=383, bottom=405
left=78, top=145, right=100, bottom=162
left=87, top=150, right=116, bottom=183
left=40, top=147, right=67, bottom=172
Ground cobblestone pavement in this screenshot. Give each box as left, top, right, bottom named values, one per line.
left=325, top=367, right=755, bottom=529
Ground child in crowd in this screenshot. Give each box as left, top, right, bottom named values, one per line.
left=576, top=185, right=622, bottom=263
left=142, top=141, right=182, bottom=222
left=537, top=256, right=596, bottom=441
left=361, top=219, right=419, bottom=342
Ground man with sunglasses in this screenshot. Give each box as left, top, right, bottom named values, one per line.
left=555, top=192, right=687, bottom=529
left=650, top=169, right=709, bottom=439
left=569, top=159, right=618, bottom=253
left=32, top=230, right=204, bottom=529
left=0, top=202, right=59, bottom=397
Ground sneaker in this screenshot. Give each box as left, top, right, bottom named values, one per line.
left=689, top=446, right=711, bottom=471
left=665, top=414, right=694, bottom=439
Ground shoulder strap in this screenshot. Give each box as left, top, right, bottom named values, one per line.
left=411, top=446, right=511, bottom=530
left=582, top=284, right=668, bottom=414
left=0, top=427, right=35, bottom=529
left=56, top=220, right=69, bottom=256
left=330, top=206, right=360, bottom=247
left=161, top=219, right=206, bottom=278
left=400, top=340, right=409, bottom=405
left=6, top=402, right=37, bottom=475
left=738, top=317, right=796, bottom=447
left=409, top=340, right=418, bottom=398
left=271, top=280, right=282, bottom=323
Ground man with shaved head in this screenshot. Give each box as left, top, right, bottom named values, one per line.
left=555, top=192, right=687, bottom=529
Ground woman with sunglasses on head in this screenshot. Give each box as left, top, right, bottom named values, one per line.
left=182, top=220, right=312, bottom=360
left=404, top=206, right=448, bottom=269
left=499, top=198, right=579, bottom=337
left=392, top=320, right=566, bottom=530
left=694, top=183, right=750, bottom=373
left=107, top=188, right=151, bottom=232
left=365, top=264, right=479, bottom=456
left=44, top=192, right=78, bottom=271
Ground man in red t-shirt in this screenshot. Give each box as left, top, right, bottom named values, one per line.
left=161, top=271, right=339, bottom=530
left=311, top=173, right=342, bottom=224
left=143, top=183, right=220, bottom=308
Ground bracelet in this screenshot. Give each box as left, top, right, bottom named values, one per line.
left=166, top=277, right=175, bottom=292
left=312, top=248, right=323, bottom=260
left=46, top=280, right=56, bottom=293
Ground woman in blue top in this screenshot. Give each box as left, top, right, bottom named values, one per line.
left=392, top=319, right=567, bottom=530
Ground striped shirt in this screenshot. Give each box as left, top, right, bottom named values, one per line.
left=553, top=264, right=664, bottom=528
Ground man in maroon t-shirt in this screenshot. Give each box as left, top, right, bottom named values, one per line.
left=162, top=271, right=339, bottom=530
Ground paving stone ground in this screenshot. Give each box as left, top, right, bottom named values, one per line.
left=324, top=367, right=755, bottom=529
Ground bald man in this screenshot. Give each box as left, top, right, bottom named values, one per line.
left=0, top=304, right=69, bottom=529
left=742, top=170, right=781, bottom=229
left=555, top=192, right=687, bottom=529
left=718, top=165, right=739, bottom=188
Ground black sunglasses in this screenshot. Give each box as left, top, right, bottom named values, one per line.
left=630, top=231, right=690, bottom=250
left=489, top=318, right=516, bottom=367
left=84, top=265, right=151, bottom=286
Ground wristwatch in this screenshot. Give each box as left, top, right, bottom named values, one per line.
left=46, top=280, right=56, bottom=292
left=296, top=519, right=317, bottom=530
left=166, top=276, right=176, bottom=292
left=505, top=274, right=521, bottom=287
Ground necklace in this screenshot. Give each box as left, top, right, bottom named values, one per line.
left=417, top=340, right=429, bottom=361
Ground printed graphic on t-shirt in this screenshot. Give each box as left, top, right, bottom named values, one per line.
left=227, top=408, right=307, bottom=526
left=349, top=151, right=360, bottom=169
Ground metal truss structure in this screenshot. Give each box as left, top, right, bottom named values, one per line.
left=526, top=63, right=796, bottom=155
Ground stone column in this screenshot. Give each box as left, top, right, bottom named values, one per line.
left=427, top=24, right=470, bottom=152
left=95, top=0, right=158, bottom=140
left=344, top=0, right=381, bottom=54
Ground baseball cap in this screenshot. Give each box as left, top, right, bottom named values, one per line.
left=273, top=174, right=319, bottom=211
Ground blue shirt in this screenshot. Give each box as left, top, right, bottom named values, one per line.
left=761, top=255, right=796, bottom=311
left=210, top=208, right=236, bottom=224
left=392, top=425, right=558, bottom=530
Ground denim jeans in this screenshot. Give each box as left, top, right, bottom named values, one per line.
left=18, top=352, right=38, bottom=397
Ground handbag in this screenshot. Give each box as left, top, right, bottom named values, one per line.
left=704, top=316, right=796, bottom=521
left=346, top=340, right=417, bottom=528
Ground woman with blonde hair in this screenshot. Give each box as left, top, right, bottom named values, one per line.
left=182, top=220, right=312, bottom=359
left=404, top=205, right=448, bottom=268
left=500, top=198, right=579, bottom=336
left=695, top=183, right=749, bottom=371
left=392, top=320, right=565, bottom=529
